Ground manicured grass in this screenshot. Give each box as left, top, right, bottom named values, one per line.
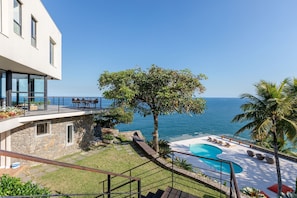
left=33, top=143, right=225, bottom=197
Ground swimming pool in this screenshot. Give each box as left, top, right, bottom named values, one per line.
left=190, top=143, right=243, bottom=174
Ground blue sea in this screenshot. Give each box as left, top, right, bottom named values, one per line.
left=117, top=98, right=250, bottom=142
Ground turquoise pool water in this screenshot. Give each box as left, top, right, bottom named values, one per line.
left=190, top=144, right=243, bottom=174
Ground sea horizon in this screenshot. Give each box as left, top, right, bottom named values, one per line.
left=117, top=97, right=251, bottom=142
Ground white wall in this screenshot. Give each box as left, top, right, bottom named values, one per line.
left=0, top=0, right=62, bottom=80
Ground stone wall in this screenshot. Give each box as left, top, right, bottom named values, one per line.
left=10, top=115, right=95, bottom=166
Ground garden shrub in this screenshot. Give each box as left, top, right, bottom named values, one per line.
left=0, top=174, right=50, bottom=196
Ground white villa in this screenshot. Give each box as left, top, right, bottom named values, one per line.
left=0, top=0, right=98, bottom=169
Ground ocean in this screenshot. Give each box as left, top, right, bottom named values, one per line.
left=117, top=98, right=250, bottom=142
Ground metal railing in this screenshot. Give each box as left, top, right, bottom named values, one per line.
left=0, top=149, right=142, bottom=198
left=169, top=150, right=241, bottom=198
left=96, top=149, right=241, bottom=198
left=0, top=143, right=241, bottom=197
left=0, top=96, right=114, bottom=117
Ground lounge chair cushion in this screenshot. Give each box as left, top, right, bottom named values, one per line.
left=247, top=150, right=254, bottom=157
left=267, top=184, right=293, bottom=193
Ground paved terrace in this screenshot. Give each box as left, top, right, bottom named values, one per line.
left=170, top=135, right=297, bottom=198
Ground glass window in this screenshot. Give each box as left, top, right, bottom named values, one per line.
left=31, top=16, right=37, bottom=47
left=49, top=38, right=55, bottom=65
left=0, top=0, right=2, bottom=32
left=12, top=73, right=28, bottom=105
left=36, top=122, right=50, bottom=136
left=0, top=71, right=5, bottom=98
left=13, top=0, right=22, bottom=35
left=66, top=125, right=74, bottom=144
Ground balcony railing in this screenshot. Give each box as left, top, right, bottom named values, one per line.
left=0, top=96, right=114, bottom=118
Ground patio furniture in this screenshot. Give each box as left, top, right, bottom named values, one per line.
left=81, top=98, right=91, bottom=108
left=207, top=137, right=212, bottom=142
left=268, top=183, right=293, bottom=194
left=91, top=98, right=98, bottom=108
left=265, top=156, right=275, bottom=164
left=72, top=98, right=80, bottom=107
left=224, top=142, right=231, bottom=148
left=247, top=150, right=255, bottom=157
left=256, top=153, right=265, bottom=160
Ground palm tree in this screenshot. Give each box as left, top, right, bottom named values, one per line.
left=232, top=79, right=297, bottom=197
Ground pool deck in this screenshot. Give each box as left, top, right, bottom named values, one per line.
left=170, top=135, right=297, bottom=198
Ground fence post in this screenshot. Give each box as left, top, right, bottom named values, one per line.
left=171, top=152, right=174, bottom=188
left=107, top=174, right=111, bottom=198
left=130, top=169, right=132, bottom=198
left=102, top=181, right=105, bottom=198
left=230, top=171, right=233, bottom=197
left=138, top=180, right=141, bottom=198
left=58, top=97, right=60, bottom=113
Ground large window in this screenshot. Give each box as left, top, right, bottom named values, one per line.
left=66, top=124, right=74, bottom=145
left=29, top=75, right=44, bottom=107
left=12, top=73, right=28, bottom=105
left=31, top=16, right=37, bottom=47
left=13, top=0, right=22, bottom=35
left=49, top=38, right=55, bottom=65
left=36, top=122, right=50, bottom=136
left=0, top=0, right=2, bottom=32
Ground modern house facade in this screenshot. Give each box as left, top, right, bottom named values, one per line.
left=0, top=0, right=97, bottom=169
left=0, top=0, right=62, bottom=108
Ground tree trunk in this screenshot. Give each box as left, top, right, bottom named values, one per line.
left=152, top=113, right=159, bottom=153
left=272, top=131, right=282, bottom=197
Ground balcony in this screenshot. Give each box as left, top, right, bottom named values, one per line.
left=1, top=96, right=112, bottom=119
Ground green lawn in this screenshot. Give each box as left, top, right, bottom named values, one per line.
left=32, top=143, right=224, bottom=198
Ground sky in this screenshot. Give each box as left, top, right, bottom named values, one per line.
left=42, top=0, right=297, bottom=98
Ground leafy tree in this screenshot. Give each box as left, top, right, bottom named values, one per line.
left=232, top=78, right=297, bottom=197
left=98, top=65, right=207, bottom=152
left=94, top=107, right=133, bottom=129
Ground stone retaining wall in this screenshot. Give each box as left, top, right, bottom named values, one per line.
left=10, top=115, right=95, bottom=166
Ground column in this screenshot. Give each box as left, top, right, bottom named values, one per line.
left=0, top=132, right=6, bottom=168
left=0, top=131, right=11, bottom=169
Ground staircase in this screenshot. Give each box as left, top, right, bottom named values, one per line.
left=142, top=187, right=200, bottom=198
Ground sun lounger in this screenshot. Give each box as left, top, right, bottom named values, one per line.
left=265, top=155, right=275, bottom=164
left=218, top=140, right=223, bottom=145
left=247, top=150, right=255, bottom=157
left=212, top=139, right=218, bottom=143
left=256, top=153, right=265, bottom=160
left=224, top=142, right=231, bottom=148
left=207, top=137, right=212, bottom=142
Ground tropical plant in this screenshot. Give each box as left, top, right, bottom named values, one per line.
left=241, top=187, right=267, bottom=198
left=232, top=78, right=297, bottom=197
left=147, top=139, right=171, bottom=158
left=98, top=65, right=207, bottom=152
left=0, top=174, right=50, bottom=196
left=173, top=157, right=193, bottom=171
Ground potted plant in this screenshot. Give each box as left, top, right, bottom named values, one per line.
left=102, top=133, right=114, bottom=144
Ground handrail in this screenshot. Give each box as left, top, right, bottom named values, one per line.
left=0, top=149, right=139, bottom=179
left=170, top=150, right=241, bottom=198
left=0, top=149, right=142, bottom=197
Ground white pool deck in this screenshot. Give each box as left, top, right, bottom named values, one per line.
left=170, top=135, right=297, bottom=198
